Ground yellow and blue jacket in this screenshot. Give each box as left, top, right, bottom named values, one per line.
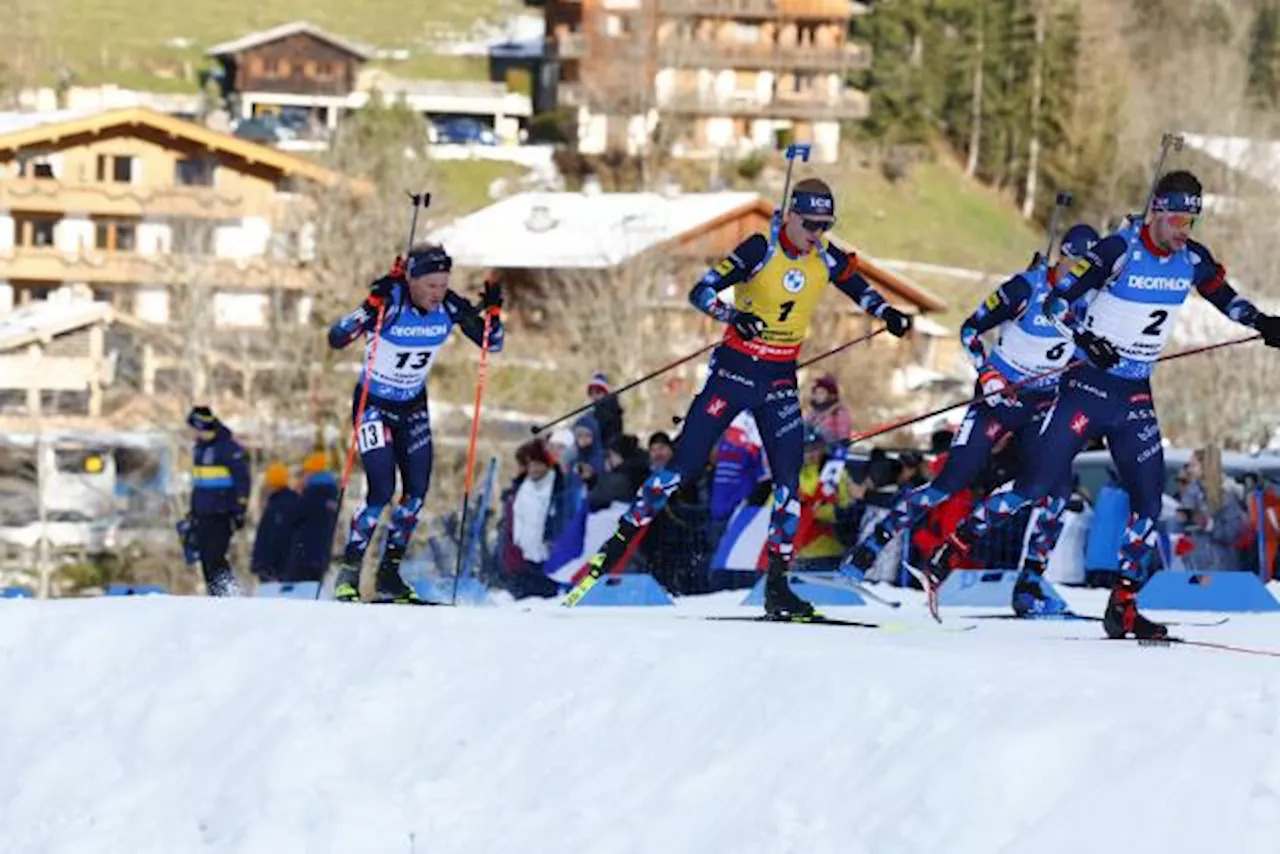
left=191, top=425, right=251, bottom=517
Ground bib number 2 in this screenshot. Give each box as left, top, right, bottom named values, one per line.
left=1142, top=310, right=1168, bottom=337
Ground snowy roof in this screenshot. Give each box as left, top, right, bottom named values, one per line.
left=429, top=191, right=765, bottom=270
left=1182, top=133, right=1280, bottom=193
left=0, top=300, right=113, bottom=353
left=206, top=21, right=374, bottom=60
left=0, top=109, right=100, bottom=137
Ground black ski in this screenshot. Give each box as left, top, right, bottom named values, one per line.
left=702, top=615, right=978, bottom=633
left=970, top=613, right=1230, bottom=627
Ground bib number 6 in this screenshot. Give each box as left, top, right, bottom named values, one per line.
left=1045, top=342, right=1067, bottom=361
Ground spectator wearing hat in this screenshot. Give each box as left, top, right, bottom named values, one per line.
left=288, top=452, right=340, bottom=584
left=648, top=432, right=674, bottom=473
left=805, top=373, right=853, bottom=444
left=186, top=405, right=250, bottom=596
left=251, top=462, right=299, bottom=583
left=587, top=371, right=624, bottom=449
left=507, top=440, right=574, bottom=598
left=794, top=428, right=857, bottom=570
left=588, top=434, right=651, bottom=512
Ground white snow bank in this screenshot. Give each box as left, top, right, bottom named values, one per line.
left=2, top=595, right=1280, bottom=854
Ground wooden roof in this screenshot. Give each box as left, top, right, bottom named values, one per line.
left=0, top=106, right=364, bottom=190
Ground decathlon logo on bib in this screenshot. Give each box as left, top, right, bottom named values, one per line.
left=782, top=269, right=806, bottom=293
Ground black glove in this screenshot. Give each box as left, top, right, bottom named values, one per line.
left=732, top=312, right=766, bottom=341
left=479, top=279, right=503, bottom=313
left=367, top=274, right=397, bottom=308
left=231, top=511, right=246, bottom=532
left=881, top=306, right=912, bottom=338
left=1073, top=329, right=1120, bottom=370
left=1255, top=313, right=1280, bottom=348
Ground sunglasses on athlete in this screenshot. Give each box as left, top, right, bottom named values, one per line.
left=800, top=218, right=834, bottom=233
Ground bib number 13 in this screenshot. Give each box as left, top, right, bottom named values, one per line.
left=357, top=421, right=386, bottom=453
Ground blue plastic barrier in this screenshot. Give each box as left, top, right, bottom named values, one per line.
left=576, top=574, right=673, bottom=607
left=410, top=575, right=494, bottom=606
left=936, top=569, right=1069, bottom=610
left=1138, top=571, right=1280, bottom=612
left=740, top=571, right=866, bottom=607
left=1, top=586, right=33, bottom=599
left=256, top=581, right=321, bottom=599
left=105, top=584, right=167, bottom=597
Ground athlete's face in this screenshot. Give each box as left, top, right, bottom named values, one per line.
left=1149, top=211, right=1197, bottom=252
left=408, top=271, right=449, bottom=310
left=784, top=211, right=834, bottom=252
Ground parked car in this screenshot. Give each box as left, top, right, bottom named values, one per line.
left=429, top=117, right=497, bottom=146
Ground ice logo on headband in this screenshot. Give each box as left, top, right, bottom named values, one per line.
left=1152, top=192, right=1203, bottom=215
left=792, top=191, right=833, bottom=215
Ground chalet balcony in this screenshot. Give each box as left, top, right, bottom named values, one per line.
left=0, top=178, right=297, bottom=221
left=657, top=0, right=870, bottom=20
left=657, top=40, right=871, bottom=72
left=660, top=89, right=870, bottom=120
left=0, top=247, right=313, bottom=290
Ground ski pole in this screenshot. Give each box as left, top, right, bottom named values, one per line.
left=530, top=340, right=719, bottom=435
left=1142, top=132, right=1185, bottom=220
left=797, top=325, right=888, bottom=369
left=318, top=191, right=429, bottom=599
left=451, top=279, right=501, bottom=606
left=777, top=142, right=811, bottom=225
left=669, top=326, right=889, bottom=427
left=846, top=333, right=1261, bottom=447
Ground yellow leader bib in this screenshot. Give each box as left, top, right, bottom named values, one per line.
left=728, top=242, right=831, bottom=359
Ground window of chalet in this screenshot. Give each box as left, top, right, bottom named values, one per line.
left=316, top=62, right=338, bottom=80
left=94, top=218, right=138, bottom=253
left=275, top=59, right=292, bottom=77
left=17, top=155, right=56, bottom=179
left=303, top=60, right=317, bottom=78
left=13, top=213, right=59, bottom=247
left=175, top=157, right=217, bottom=187
left=95, top=154, right=135, bottom=184
left=249, top=56, right=266, bottom=76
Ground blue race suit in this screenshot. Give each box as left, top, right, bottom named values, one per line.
left=328, top=282, right=504, bottom=566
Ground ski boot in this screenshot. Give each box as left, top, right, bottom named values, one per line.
left=1011, top=560, right=1068, bottom=618
left=1102, top=577, right=1167, bottom=640
left=206, top=569, right=243, bottom=597
left=373, top=544, right=428, bottom=605
left=922, top=532, right=966, bottom=590
left=845, top=526, right=892, bottom=577
left=763, top=552, right=816, bottom=621
left=333, top=556, right=362, bottom=603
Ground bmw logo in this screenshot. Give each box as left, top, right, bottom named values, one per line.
left=782, top=268, right=806, bottom=293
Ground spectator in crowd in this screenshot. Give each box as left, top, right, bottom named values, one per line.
left=288, top=452, right=339, bottom=584
left=186, top=405, right=250, bottom=596
left=648, top=432, right=674, bottom=472
left=506, top=440, right=573, bottom=598
left=710, top=411, right=766, bottom=522
left=794, top=428, right=856, bottom=570
left=588, top=434, right=651, bottom=511
left=251, top=462, right=298, bottom=583
left=587, top=372, right=624, bottom=449
left=805, top=373, right=853, bottom=444
left=567, top=413, right=605, bottom=487
left=1244, top=473, right=1280, bottom=581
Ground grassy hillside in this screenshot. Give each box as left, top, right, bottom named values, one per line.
left=34, top=0, right=519, bottom=89
left=828, top=153, right=1042, bottom=274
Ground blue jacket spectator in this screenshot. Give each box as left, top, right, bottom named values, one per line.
left=251, top=463, right=299, bottom=582
left=188, top=407, right=250, bottom=520
left=289, top=452, right=340, bottom=582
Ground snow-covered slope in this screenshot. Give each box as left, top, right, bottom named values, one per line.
left=2, top=592, right=1279, bottom=854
